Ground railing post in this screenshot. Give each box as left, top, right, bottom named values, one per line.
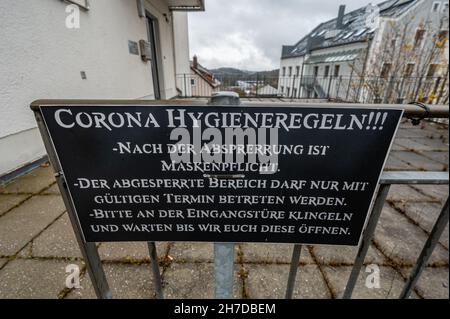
left=209, top=92, right=240, bottom=299
left=148, top=242, right=164, bottom=299
left=399, top=198, right=449, bottom=299
left=342, top=184, right=391, bottom=299
left=183, top=73, right=187, bottom=98
left=285, top=244, right=302, bottom=299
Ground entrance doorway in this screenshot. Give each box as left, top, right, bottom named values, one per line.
left=145, top=13, right=162, bottom=99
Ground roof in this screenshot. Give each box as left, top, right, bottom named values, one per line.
left=281, top=0, right=418, bottom=59
left=190, top=61, right=219, bottom=88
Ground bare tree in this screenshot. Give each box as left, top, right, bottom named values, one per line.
left=348, top=15, right=449, bottom=104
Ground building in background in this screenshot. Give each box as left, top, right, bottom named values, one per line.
left=0, top=0, right=205, bottom=180
left=278, top=0, right=449, bottom=103
left=180, top=55, right=220, bottom=97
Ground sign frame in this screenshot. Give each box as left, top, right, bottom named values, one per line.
left=32, top=100, right=403, bottom=247
left=31, top=99, right=403, bottom=299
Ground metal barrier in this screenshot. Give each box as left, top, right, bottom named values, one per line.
left=176, top=73, right=450, bottom=105
left=31, top=98, right=449, bottom=299
left=285, top=172, right=449, bottom=299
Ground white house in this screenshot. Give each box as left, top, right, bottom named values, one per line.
left=0, top=0, right=205, bottom=180
left=278, top=0, right=449, bottom=103
left=187, top=55, right=220, bottom=97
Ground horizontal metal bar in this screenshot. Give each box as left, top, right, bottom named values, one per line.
left=243, top=101, right=449, bottom=118
left=30, top=99, right=449, bottom=119
left=380, top=171, right=449, bottom=185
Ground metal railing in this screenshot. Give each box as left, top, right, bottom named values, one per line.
left=31, top=98, right=449, bottom=299
left=286, top=171, right=449, bottom=299
left=176, top=73, right=449, bottom=105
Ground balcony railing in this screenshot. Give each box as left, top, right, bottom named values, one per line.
left=176, top=73, right=450, bottom=105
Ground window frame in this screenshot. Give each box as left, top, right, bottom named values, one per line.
left=432, top=1, right=441, bottom=12
left=380, top=62, right=392, bottom=79
left=426, top=64, right=439, bottom=78
left=334, top=65, right=340, bottom=77
left=404, top=63, right=415, bottom=77
left=414, top=28, right=426, bottom=49
left=324, top=65, right=330, bottom=78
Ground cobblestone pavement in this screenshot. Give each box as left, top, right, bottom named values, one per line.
left=0, top=119, right=448, bottom=299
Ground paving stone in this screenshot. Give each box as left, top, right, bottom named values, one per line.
left=66, top=263, right=156, bottom=299
left=391, top=151, right=447, bottom=171
left=310, top=244, right=386, bottom=265
left=0, top=194, right=29, bottom=217
left=0, top=195, right=66, bottom=256
left=384, top=154, right=415, bottom=171
left=98, top=242, right=168, bottom=262
left=170, top=242, right=234, bottom=263
left=0, top=259, right=83, bottom=298
left=16, top=242, right=33, bottom=258
left=239, top=243, right=314, bottom=264
left=373, top=205, right=448, bottom=266
left=412, top=138, right=449, bottom=151
left=393, top=201, right=444, bottom=233
left=32, top=213, right=81, bottom=258
left=410, top=184, right=449, bottom=203
left=163, top=262, right=241, bottom=299
left=394, top=138, right=436, bottom=151
left=391, top=143, right=407, bottom=151
left=392, top=201, right=449, bottom=249
left=395, top=128, right=436, bottom=139
left=41, top=183, right=61, bottom=195
left=0, top=166, right=55, bottom=194
left=322, top=265, right=420, bottom=299
left=244, top=264, right=330, bottom=299
left=399, top=267, right=449, bottom=299
left=387, top=185, right=432, bottom=202
left=418, top=151, right=449, bottom=165
left=0, top=258, right=8, bottom=268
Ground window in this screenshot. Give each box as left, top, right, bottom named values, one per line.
left=443, top=2, right=449, bottom=13
left=286, top=87, right=290, bottom=97
left=280, top=86, right=284, bottom=94
left=391, top=38, right=397, bottom=49
left=293, top=88, right=298, bottom=98
left=380, top=63, right=392, bottom=79
left=404, top=63, right=415, bottom=77
left=288, top=66, right=292, bottom=76
left=313, top=66, right=319, bottom=77
left=296, top=66, right=300, bottom=76
left=282, top=67, right=286, bottom=76
left=414, top=29, right=426, bottom=48
left=427, top=64, right=439, bottom=77
left=334, top=65, right=340, bottom=77
left=432, top=1, right=441, bottom=12
left=324, top=65, right=330, bottom=77
left=190, top=78, right=196, bottom=86
left=436, top=30, right=449, bottom=47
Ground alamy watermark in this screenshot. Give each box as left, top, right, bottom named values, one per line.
left=65, top=264, right=81, bottom=289
left=365, top=264, right=381, bottom=289
left=65, top=4, right=80, bottom=29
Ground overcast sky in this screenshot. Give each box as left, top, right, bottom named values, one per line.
left=188, top=0, right=374, bottom=71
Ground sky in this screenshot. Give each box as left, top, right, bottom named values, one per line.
left=188, top=0, right=375, bottom=71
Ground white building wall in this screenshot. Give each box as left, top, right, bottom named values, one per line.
left=278, top=56, right=304, bottom=97
left=172, top=11, right=192, bottom=96
left=0, top=0, right=184, bottom=177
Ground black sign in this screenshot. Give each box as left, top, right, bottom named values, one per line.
left=38, top=104, right=402, bottom=245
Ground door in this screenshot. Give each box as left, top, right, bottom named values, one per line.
left=146, top=14, right=161, bottom=100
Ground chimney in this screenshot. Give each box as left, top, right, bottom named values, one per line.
left=193, top=55, right=198, bottom=69
left=336, top=5, right=346, bottom=29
